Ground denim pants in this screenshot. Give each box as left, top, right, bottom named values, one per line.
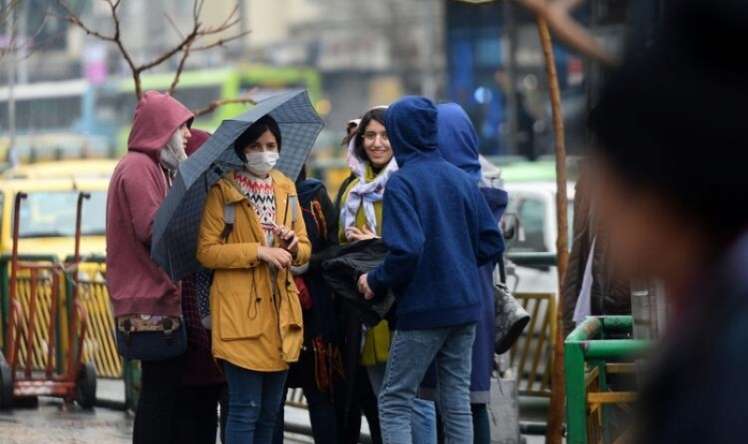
left=224, top=362, right=288, bottom=444
left=368, top=364, right=437, bottom=444
left=378, top=324, right=476, bottom=444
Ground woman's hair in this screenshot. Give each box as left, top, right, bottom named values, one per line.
left=234, top=115, right=282, bottom=162
left=353, top=108, right=387, bottom=162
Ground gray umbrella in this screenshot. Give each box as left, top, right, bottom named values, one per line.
left=151, top=89, right=324, bottom=280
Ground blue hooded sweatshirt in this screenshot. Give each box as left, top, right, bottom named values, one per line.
left=367, top=96, right=504, bottom=330
left=421, top=103, right=509, bottom=401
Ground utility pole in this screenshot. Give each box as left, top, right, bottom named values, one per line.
left=6, top=0, right=17, bottom=167
left=421, top=0, right=439, bottom=99
left=503, top=0, right=519, bottom=154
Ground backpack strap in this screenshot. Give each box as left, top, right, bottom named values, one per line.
left=220, top=203, right=236, bottom=241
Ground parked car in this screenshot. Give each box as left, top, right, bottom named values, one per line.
left=504, top=181, right=574, bottom=294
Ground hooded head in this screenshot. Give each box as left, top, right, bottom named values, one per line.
left=384, top=96, right=439, bottom=166
left=185, top=128, right=211, bottom=156
left=127, top=91, right=194, bottom=159
left=437, top=103, right=481, bottom=183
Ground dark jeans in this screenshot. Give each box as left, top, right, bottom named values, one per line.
left=472, top=404, right=490, bottom=444
left=175, top=383, right=226, bottom=444
left=341, top=365, right=382, bottom=444
left=436, top=403, right=491, bottom=444
left=224, top=362, right=287, bottom=444
left=273, top=383, right=339, bottom=444
left=133, top=354, right=185, bottom=444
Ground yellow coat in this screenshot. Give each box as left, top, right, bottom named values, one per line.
left=197, top=170, right=311, bottom=372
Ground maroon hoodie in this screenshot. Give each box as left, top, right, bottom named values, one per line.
left=106, top=91, right=194, bottom=317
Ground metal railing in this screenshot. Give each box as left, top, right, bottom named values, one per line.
left=1, top=255, right=62, bottom=370
left=72, top=259, right=121, bottom=379
left=564, top=316, right=650, bottom=444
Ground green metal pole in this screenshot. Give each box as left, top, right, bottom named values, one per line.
left=583, top=340, right=650, bottom=360
left=567, top=316, right=603, bottom=342
left=564, top=341, right=588, bottom=444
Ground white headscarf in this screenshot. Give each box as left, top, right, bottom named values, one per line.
left=340, top=108, right=398, bottom=233
left=160, top=128, right=187, bottom=172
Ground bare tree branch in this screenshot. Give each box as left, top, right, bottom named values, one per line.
left=57, top=0, right=142, bottom=95
left=191, top=30, right=251, bottom=52
left=192, top=91, right=257, bottom=118
left=168, top=40, right=194, bottom=96
left=138, top=28, right=198, bottom=73
left=164, top=13, right=185, bottom=40
left=2, top=2, right=58, bottom=60
left=167, top=1, right=245, bottom=93
left=0, top=0, right=20, bottom=26
left=58, top=0, right=249, bottom=103
left=198, top=4, right=239, bottom=35
left=515, top=0, right=618, bottom=66
left=56, top=1, right=115, bottom=42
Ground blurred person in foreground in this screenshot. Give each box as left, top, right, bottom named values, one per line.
left=587, top=1, right=748, bottom=442
left=106, top=91, right=192, bottom=444
left=358, top=97, right=504, bottom=443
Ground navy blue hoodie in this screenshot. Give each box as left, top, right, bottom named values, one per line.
left=367, top=96, right=504, bottom=330
left=421, top=103, right=508, bottom=401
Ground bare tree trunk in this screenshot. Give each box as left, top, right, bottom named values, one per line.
left=537, top=17, right=570, bottom=444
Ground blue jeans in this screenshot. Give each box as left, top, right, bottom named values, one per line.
left=378, top=324, right=476, bottom=444
left=224, top=362, right=287, bottom=444
left=368, top=364, right=437, bottom=444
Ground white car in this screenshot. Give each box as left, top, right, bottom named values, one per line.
left=504, top=181, right=575, bottom=293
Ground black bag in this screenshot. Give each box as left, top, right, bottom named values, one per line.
left=322, top=238, right=395, bottom=327
left=115, top=316, right=187, bottom=361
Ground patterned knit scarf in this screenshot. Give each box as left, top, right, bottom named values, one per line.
left=341, top=137, right=398, bottom=233
left=235, top=170, right=276, bottom=245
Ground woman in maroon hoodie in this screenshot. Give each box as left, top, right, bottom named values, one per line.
left=106, top=90, right=193, bottom=444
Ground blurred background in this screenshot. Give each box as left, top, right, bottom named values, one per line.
left=0, top=0, right=634, bottom=293
left=0, top=0, right=630, bottom=163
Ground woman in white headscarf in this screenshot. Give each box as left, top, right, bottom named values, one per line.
left=336, top=106, right=436, bottom=444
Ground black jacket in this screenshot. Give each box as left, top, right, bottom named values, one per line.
left=322, top=238, right=394, bottom=328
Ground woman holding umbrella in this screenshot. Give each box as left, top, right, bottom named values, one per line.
left=197, top=115, right=311, bottom=443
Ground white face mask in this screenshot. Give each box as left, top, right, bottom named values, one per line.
left=245, top=151, right=279, bottom=176
left=160, top=129, right=188, bottom=171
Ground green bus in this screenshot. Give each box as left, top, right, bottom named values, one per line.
left=95, top=65, right=325, bottom=151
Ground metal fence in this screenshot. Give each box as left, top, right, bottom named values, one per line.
left=510, top=292, right=556, bottom=397
left=0, top=255, right=66, bottom=373
left=74, top=261, right=121, bottom=379
left=0, top=251, right=562, bottom=416
left=564, top=316, right=649, bottom=444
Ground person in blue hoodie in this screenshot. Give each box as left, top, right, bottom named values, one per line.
left=420, top=103, right=508, bottom=444
left=357, top=96, right=504, bottom=443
